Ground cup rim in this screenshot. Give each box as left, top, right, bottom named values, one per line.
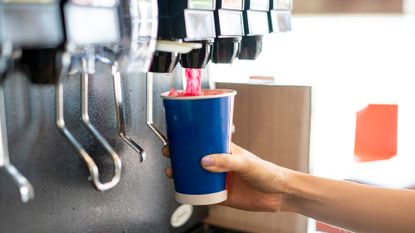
left=161, top=89, right=237, bottom=100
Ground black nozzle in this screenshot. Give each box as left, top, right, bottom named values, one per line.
left=149, top=51, right=180, bottom=73
left=238, top=36, right=263, bottom=60
left=212, top=37, right=241, bottom=64
left=19, top=48, right=60, bottom=84
left=179, top=41, right=213, bottom=69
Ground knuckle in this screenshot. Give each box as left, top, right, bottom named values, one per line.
left=218, top=155, right=233, bottom=170
left=239, top=157, right=260, bottom=177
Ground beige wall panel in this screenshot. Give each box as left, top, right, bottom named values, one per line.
left=293, top=0, right=402, bottom=14
left=206, top=83, right=312, bottom=233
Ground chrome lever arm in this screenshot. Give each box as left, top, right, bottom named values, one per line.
left=80, top=57, right=122, bottom=191
left=146, top=72, right=167, bottom=146
left=56, top=53, right=121, bottom=191
left=112, top=63, right=146, bottom=162
left=0, top=85, right=34, bottom=202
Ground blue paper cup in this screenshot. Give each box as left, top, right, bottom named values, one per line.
left=161, top=89, right=236, bottom=205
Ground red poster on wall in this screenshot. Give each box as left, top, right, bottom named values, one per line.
left=354, top=104, right=398, bottom=162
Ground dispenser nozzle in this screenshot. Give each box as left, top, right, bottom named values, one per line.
left=149, top=40, right=204, bottom=73
left=179, top=40, right=213, bottom=69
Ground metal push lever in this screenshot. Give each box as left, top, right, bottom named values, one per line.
left=111, top=62, right=146, bottom=162
left=0, top=85, right=34, bottom=203
left=80, top=56, right=122, bottom=190
left=146, top=72, right=167, bottom=146
left=94, top=55, right=146, bottom=161
left=56, top=53, right=121, bottom=191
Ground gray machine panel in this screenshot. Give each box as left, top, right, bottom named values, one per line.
left=0, top=64, right=207, bottom=233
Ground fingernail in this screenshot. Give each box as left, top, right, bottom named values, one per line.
left=202, top=156, right=215, bottom=167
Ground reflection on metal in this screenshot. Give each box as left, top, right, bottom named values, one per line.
left=0, top=42, right=13, bottom=74
left=112, top=62, right=146, bottom=162
left=117, top=0, right=158, bottom=73
left=55, top=53, right=122, bottom=191
left=146, top=72, right=167, bottom=146
left=0, top=85, right=34, bottom=203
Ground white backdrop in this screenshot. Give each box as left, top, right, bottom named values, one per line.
left=211, top=15, right=415, bottom=233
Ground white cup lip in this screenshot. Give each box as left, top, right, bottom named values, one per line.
left=161, top=89, right=237, bottom=100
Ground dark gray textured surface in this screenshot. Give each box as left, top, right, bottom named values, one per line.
left=0, top=63, right=207, bottom=233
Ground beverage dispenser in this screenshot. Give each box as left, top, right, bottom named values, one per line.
left=1, top=0, right=293, bottom=232
left=151, top=0, right=216, bottom=70
left=239, top=0, right=270, bottom=60
left=0, top=0, right=207, bottom=231
left=212, top=0, right=245, bottom=64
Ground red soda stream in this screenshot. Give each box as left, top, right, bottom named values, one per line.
left=168, top=68, right=202, bottom=97
left=184, top=69, right=202, bottom=96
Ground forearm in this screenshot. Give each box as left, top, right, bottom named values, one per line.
left=281, top=171, right=415, bottom=233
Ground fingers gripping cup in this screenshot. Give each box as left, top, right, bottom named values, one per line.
left=161, top=89, right=236, bottom=205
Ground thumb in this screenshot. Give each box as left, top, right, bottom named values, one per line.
left=201, top=153, right=247, bottom=173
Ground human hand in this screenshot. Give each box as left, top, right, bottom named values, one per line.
left=163, top=144, right=292, bottom=212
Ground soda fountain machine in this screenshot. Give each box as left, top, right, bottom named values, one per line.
left=0, top=0, right=292, bottom=232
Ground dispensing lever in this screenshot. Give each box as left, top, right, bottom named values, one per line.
left=146, top=72, right=167, bottom=146
left=56, top=53, right=121, bottom=191
left=0, top=86, right=34, bottom=203
left=112, top=63, right=146, bottom=162
left=94, top=55, right=146, bottom=162
left=0, top=42, right=13, bottom=75
left=80, top=57, right=122, bottom=190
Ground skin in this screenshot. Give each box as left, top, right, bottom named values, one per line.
left=163, top=144, right=415, bottom=233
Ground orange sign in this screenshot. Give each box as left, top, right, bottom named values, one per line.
left=354, top=104, right=398, bottom=162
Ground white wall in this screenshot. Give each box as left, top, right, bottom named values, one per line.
left=211, top=15, right=415, bottom=232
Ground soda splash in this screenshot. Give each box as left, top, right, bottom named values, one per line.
left=168, top=68, right=202, bottom=97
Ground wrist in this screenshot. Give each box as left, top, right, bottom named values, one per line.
left=279, top=170, right=311, bottom=213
